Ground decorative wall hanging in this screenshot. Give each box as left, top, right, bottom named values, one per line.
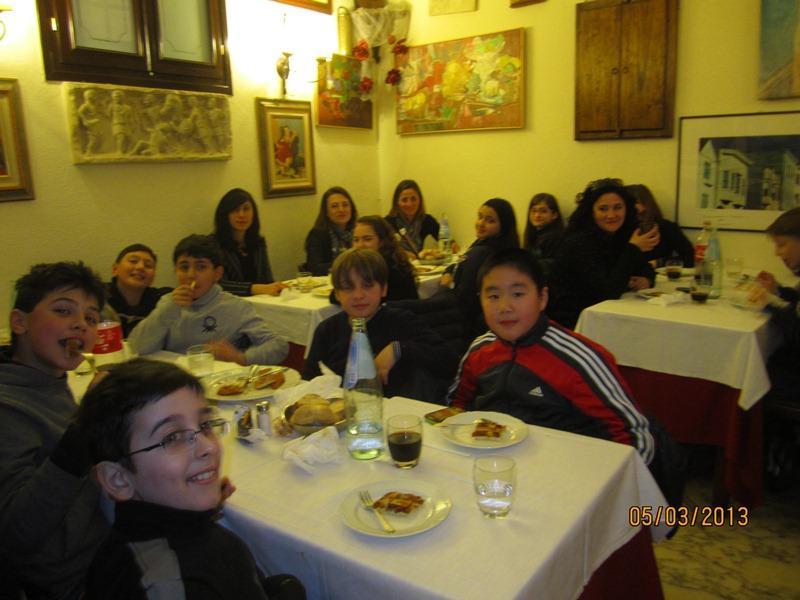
left=273, top=0, right=332, bottom=14
left=67, top=84, right=231, bottom=164
left=256, top=98, right=316, bottom=198
left=676, top=111, right=800, bottom=231
left=0, top=79, right=34, bottom=202
left=395, top=28, right=525, bottom=135
left=759, top=0, right=800, bottom=99
left=316, top=54, right=373, bottom=129
left=430, top=0, right=477, bottom=16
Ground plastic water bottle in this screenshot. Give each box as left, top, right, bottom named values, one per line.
left=343, top=318, right=384, bottom=460
left=694, top=221, right=711, bottom=265
left=439, top=213, right=452, bottom=255
left=705, top=223, right=722, bottom=298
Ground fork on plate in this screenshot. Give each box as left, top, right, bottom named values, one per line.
left=358, top=490, right=395, bottom=534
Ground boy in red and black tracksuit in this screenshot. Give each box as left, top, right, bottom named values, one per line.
left=447, top=248, right=654, bottom=464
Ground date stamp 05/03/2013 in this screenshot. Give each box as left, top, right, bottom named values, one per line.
left=628, top=505, right=750, bottom=528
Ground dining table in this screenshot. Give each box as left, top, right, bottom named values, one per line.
left=574, top=273, right=780, bottom=507
left=68, top=352, right=669, bottom=599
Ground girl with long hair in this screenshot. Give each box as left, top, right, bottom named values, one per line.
left=304, top=186, right=358, bottom=275
left=385, top=180, right=440, bottom=255
left=353, top=216, right=418, bottom=301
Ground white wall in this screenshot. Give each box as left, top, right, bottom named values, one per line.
left=1, top=0, right=798, bottom=321
left=374, top=0, right=800, bottom=281
left=0, top=0, right=380, bottom=317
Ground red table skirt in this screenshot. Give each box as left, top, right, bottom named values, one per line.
left=580, top=527, right=663, bottom=599
left=620, top=366, right=763, bottom=507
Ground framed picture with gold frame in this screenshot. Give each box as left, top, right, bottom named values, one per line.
left=256, top=98, right=316, bottom=198
left=273, top=0, right=332, bottom=14
left=0, top=79, right=34, bottom=202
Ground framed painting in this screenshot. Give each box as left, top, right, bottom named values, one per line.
left=316, top=54, right=372, bottom=129
left=0, top=79, right=34, bottom=202
left=395, top=28, right=525, bottom=135
left=256, top=98, right=316, bottom=199
left=272, top=0, right=332, bottom=14
left=429, top=0, right=477, bottom=16
left=676, top=111, right=800, bottom=231
left=759, top=0, right=800, bottom=99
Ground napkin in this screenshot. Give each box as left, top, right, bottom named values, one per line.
left=646, top=293, right=687, bottom=306
left=282, top=426, right=343, bottom=474
left=280, top=287, right=300, bottom=301
left=273, top=372, right=343, bottom=408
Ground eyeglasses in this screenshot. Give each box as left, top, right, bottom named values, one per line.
left=125, top=418, right=230, bottom=458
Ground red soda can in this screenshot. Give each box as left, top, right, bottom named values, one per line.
left=92, top=321, right=123, bottom=354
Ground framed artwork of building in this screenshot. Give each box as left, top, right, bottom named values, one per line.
left=676, top=111, right=800, bottom=231
left=395, top=28, right=525, bottom=135
left=256, top=98, right=316, bottom=198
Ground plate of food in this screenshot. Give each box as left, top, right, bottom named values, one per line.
left=282, top=393, right=346, bottom=435
left=311, top=285, right=334, bottom=298
left=636, top=288, right=668, bottom=300
left=417, top=248, right=451, bottom=265
left=339, top=479, right=452, bottom=538
left=438, top=411, right=528, bottom=449
left=203, top=367, right=301, bottom=402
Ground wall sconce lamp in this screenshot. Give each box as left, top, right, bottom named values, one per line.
left=0, top=5, right=12, bottom=42
left=276, top=51, right=291, bottom=99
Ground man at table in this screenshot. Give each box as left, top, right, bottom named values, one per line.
left=448, top=248, right=654, bottom=464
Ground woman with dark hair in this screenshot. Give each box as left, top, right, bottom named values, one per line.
left=385, top=180, right=440, bottom=255
left=523, top=193, right=565, bottom=272
left=441, top=198, right=520, bottom=336
left=304, top=186, right=358, bottom=275
left=549, top=178, right=659, bottom=329
left=626, top=183, right=694, bottom=267
left=212, top=188, right=285, bottom=296
left=353, top=216, right=418, bottom=301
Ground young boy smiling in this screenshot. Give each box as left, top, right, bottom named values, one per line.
left=129, top=235, right=287, bottom=365
left=76, top=359, right=305, bottom=598
left=448, top=248, right=654, bottom=463
left=303, top=249, right=457, bottom=401
left=104, top=243, right=172, bottom=337
left=0, top=261, right=110, bottom=598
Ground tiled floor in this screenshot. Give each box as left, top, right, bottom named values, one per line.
left=654, top=475, right=800, bottom=599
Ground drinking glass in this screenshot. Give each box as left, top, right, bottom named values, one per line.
left=386, top=414, right=423, bottom=469
left=296, top=271, right=313, bottom=292
left=473, top=456, right=516, bottom=518
left=690, top=281, right=712, bottom=304
left=725, top=257, right=743, bottom=280
left=187, top=344, right=214, bottom=376
left=664, top=258, right=683, bottom=281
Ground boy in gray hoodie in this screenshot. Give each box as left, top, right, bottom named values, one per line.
left=129, top=235, right=287, bottom=365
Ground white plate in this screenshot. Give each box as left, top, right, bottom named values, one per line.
left=655, top=266, right=695, bottom=278
left=284, top=276, right=329, bottom=289
left=439, top=411, right=528, bottom=449
left=637, top=288, right=668, bottom=300
left=203, top=367, right=301, bottom=402
left=311, top=285, right=333, bottom=298
left=339, top=479, right=452, bottom=538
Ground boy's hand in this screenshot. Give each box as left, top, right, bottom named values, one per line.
left=374, top=344, right=397, bottom=385
left=220, top=476, right=236, bottom=505
left=172, top=284, right=194, bottom=307
left=755, top=271, right=779, bottom=294
left=208, top=339, right=246, bottom=365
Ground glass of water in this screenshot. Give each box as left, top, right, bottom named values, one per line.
left=473, top=455, right=516, bottom=518
left=187, top=344, right=214, bottom=377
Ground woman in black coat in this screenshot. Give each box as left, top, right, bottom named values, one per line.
left=523, top=192, right=565, bottom=276
left=212, top=188, right=285, bottom=296
left=626, top=183, right=695, bottom=267
left=304, top=186, right=358, bottom=275
left=549, top=179, right=659, bottom=329
left=385, top=180, right=440, bottom=255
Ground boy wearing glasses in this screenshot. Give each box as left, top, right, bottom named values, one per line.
left=0, top=261, right=109, bottom=598
left=129, top=234, right=287, bottom=365
left=76, top=358, right=305, bottom=598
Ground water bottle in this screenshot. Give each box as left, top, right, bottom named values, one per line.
left=694, top=221, right=711, bottom=265
left=705, top=223, right=722, bottom=298
left=439, top=213, right=452, bottom=255
left=343, top=318, right=384, bottom=460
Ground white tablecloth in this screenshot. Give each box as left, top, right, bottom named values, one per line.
left=220, top=397, right=667, bottom=600
left=245, top=293, right=341, bottom=349
left=575, top=295, right=778, bottom=409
